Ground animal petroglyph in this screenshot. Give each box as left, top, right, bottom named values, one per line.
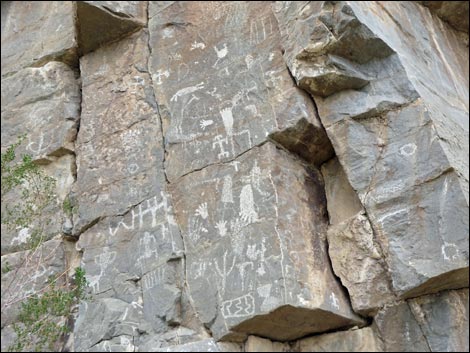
left=170, top=82, right=205, bottom=102
left=191, top=41, right=206, bottom=50
left=213, top=43, right=228, bottom=67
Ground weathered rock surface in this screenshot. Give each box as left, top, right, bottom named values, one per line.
left=148, top=1, right=333, bottom=182
left=1, top=238, right=66, bottom=328
left=1, top=1, right=469, bottom=352
left=420, top=1, right=469, bottom=32
left=275, top=1, right=469, bottom=299
left=1, top=61, right=80, bottom=254
left=170, top=142, right=364, bottom=341
left=77, top=1, right=145, bottom=55
left=73, top=29, right=165, bottom=234
left=374, top=289, right=469, bottom=352
left=327, top=212, right=395, bottom=315
left=1, top=1, right=77, bottom=76
left=408, top=289, right=469, bottom=352
left=245, top=335, right=289, bottom=352
left=296, top=327, right=382, bottom=352
left=321, top=157, right=363, bottom=226
left=1, top=61, right=80, bottom=163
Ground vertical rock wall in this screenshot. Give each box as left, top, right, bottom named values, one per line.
left=1, top=1, right=468, bottom=352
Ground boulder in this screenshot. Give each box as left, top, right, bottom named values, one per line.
left=170, top=142, right=364, bottom=341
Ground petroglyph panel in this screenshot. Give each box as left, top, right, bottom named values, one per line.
left=170, top=142, right=364, bottom=341
left=148, top=1, right=332, bottom=182
left=276, top=1, right=469, bottom=299
left=1, top=61, right=80, bottom=163
left=76, top=192, right=183, bottom=298
left=73, top=30, right=166, bottom=234
left=326, top=103, right=469, bottom=298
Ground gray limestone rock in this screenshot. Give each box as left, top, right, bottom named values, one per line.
left=1, top=238, right=65, bottom=328
left=170, top=142, right=364, bottom=341
left=148, top=1, right=333, bottom=182
left=296, top=327, right=382, bottom=352
left=83, top=1, right=148, bottom=24
left=373, top=302, right=431, bottom=352
left=73, top=298, right=144, bottom=352
left=275, top=0, right=469, bottom=299
left=1, top=61, right=80, bottom=253
left=151, top=339, right=220, bottom=352
left=420, top=1, right=469, bottom=32
left=1, top=1, right=77, bottom=76
left=77, top=1, right=146, bottom=55
left=321, top=157, right=363, bottom=226
left=408, top=288, right=469, bottom=352
left=73, top=29, right=166, bottom=234
left=245, top=335, right=289, bottom=352
left=374, top=289, right=469, bottom=352
left=327, top=212, right=395, bottom=315
left=1, top=61, right=80, bottom=163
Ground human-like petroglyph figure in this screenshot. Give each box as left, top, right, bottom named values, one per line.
left=220, top=106, right=234, bottom=137
left=239, top=184, right=259, bottom=223
left=221, top=175, right=234, bottom=203
left=212, top=135, right=230, bottom=159
left=88, top=247, right=117, bottom=293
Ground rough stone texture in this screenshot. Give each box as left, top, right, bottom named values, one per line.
left=1, top=1, right=469, bottom=352
left=296, top=327, right=382, bottom=352
left=148, top=1, right=333, bottom=182
left=321, top=157, right=363, bottom=225
left=1, top=61, right=80, bottom=254
left=374, top=289, right=469, bottom=352
left=245, top=336, right=289, bottom=352
left=420, top=1, right=469, bottom=32
left=1, top=61, right=80, bottom=163
left=374, top=302, right=431, bottom=352
left=323, top=158, right=394, bottom=315
left=275, top=1, right=469, bottom=300
left=83, top=1, right=147, bottom=23
left=1, top=1, right=77, bottom=76
left=1, top=238, right=66, bottom=328
left=73, top=134, right=186, bottom=349
left=327, top=212, right=395, bottom=316
left=77, top=1, right=145, bottom=55
left=72, top=29, right=165, bottom=234
left=408, top=289, right=469, bottom=352
left=171, top=142, right=364, bottom=341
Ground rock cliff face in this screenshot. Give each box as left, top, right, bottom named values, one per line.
left=1, top=1, right=468, bottom=352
